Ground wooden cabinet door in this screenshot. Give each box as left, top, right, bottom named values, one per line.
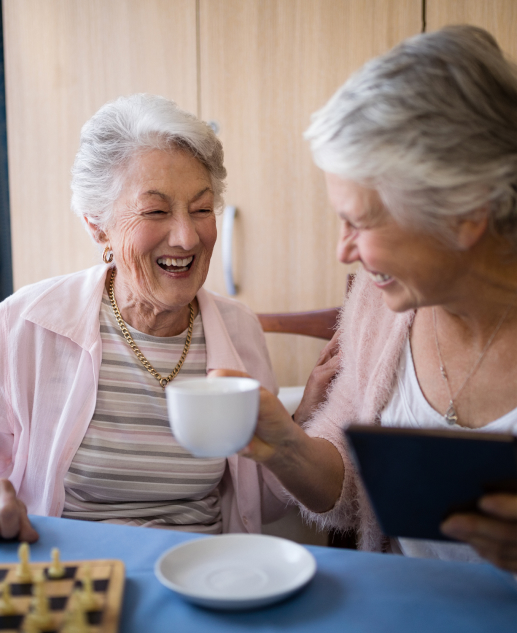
left=3, top=0, right=198, bottom=291
left=426, top=0, right=517, bottom=60
left=4, top=0, right=422, bottom=386
left=199, top=0, right=422, bottom=385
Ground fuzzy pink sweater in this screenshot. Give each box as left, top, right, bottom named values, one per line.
left=301, top=269, right=414, bottom=551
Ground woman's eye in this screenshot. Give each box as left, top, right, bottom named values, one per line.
left=192, top=208, right=213, bottom=214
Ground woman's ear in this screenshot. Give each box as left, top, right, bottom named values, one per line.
left=456, top=210, right=489, bottom=250
left=83, top=217, right=108, bottom=245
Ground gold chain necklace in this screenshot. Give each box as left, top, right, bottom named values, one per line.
left=108, top=268, right=194, bottom=389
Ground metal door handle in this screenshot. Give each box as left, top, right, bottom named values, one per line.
left=222, top=205, right=238, bottom=295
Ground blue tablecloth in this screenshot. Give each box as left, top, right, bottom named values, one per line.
left=0, top=516, right=515, bottom=632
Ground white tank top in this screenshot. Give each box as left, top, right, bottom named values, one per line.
left=381, top=336, right=517, bottom=564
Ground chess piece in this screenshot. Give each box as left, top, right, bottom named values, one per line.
left=22, top=614, right=40, bottom=633
left=47, top=547, right=65, bottom=579
left=0, top=582, right=17, bottom=616
left=78, top=564, right=98, bottom=611
left=62, top=590, right=89, bottom=633
left=30, top=572, right=53, bottom=631
left=16, top=542, right=32, bottom=582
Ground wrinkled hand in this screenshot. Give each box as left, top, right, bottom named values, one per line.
left=0, top=479, right=39, bottom=542
left=208, top=369, right=296, bottom=465
left=293, top=328, right=341, bottom=425
left=441, top=493, right=517, bottom=572
left=208, top=369, right=344, bottom=512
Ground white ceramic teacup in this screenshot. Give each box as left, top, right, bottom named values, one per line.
left=165, top=377, right=261, bottom=458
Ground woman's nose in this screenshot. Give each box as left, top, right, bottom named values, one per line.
left=337, top=228, right=360, bottom=264
left=169, top=214, right=199, bottom=251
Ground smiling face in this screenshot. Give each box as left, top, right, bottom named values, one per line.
left=325, top=173, right=472, bottom=313
left=102, top=148, right=217, bottom=317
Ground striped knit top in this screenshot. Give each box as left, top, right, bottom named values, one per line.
left=62, top=292, right=226, bottom=533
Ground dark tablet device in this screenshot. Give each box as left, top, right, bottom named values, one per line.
left=344, top=425, right=517, bottom=541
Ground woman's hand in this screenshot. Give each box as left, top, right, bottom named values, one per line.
left=208, top=369, right=344, bottom=513
left=0, top=479, right=39, bottom=542
left=293, top=329, right=341, bottom=425
left=208, top=369, right=295, bottom=464
left=241, top=383, right=298, bottom=465
left=440, top=493, right=517, bottom=572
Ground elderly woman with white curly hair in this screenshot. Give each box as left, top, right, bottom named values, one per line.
left=0, top=94, right=285, bottom=542
left=215, top=25, right=517, bottom=573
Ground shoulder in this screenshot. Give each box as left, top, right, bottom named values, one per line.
left=0, top=266, right=105, bottom=312
left=320, top=268, right=413, bottom=421
left=0, top=266, right=107, bottom=347
left=200, top=288, right=257, bottom=315
left=197, top=288, right=277, bottom=393
left=1, top=274, right=69, bottom=311
left=198, top=288, right=262, bottom=329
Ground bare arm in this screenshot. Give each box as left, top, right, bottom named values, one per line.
left=0, top=479, right=39, bottom=542
left=210, top=369, right=344, bottom=513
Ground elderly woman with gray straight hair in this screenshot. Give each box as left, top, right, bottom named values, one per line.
left=0, top=94, right=285, bottom=542
left=214, top=25, right=517, bottom=572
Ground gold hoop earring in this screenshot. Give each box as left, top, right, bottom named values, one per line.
left=102, top=244, right=114, bottom=264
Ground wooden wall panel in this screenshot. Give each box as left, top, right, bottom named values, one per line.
left=200, top=0, right=422, bottom=385
left=426, top=0, right=517, bottom=61
left=4, top=0, right=423, bottom=387
left=3, top=0, right=198, bottom=290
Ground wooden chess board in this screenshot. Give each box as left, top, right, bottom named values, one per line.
left=0, top=558, right=125, bottom=632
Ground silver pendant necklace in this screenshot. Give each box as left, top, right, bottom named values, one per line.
left=432, top=307, right=510, bottom=425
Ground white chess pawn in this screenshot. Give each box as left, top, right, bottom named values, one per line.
left=0, top=582, right=17, bottom=616
left=16, top=542, right=32, bottom=583
left=47, top=547, right=65, bottom=579
left=30, top=572, right=53, bottom=631
left=78, top=564, right=98, bottom=611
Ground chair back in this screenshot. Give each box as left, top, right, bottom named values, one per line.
left=256, top=273, right=354, bottom=339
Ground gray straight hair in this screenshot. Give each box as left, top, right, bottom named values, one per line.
left=305, top=25, right=517, bottom=249
left=71, top=94, right=226, bottom=231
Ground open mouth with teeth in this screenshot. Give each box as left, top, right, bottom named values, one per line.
left=368, top=271, right=393, bottom=285
left=157, top=256, right=194, bottom=273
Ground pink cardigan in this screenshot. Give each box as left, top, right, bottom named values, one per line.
left=0, top=265, right=286, bottom=533
left=301, top=269, right=414, bottom=551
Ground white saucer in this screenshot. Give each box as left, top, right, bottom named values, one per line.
left=154, top=534, right=317, bottom=610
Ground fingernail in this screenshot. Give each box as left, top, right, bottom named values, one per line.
left=440, top=520, right=464, bottom=538
left=478, top=496, right=497, bottom=512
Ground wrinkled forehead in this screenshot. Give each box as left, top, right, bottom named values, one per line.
left=116, top=148, right=211, bottom=197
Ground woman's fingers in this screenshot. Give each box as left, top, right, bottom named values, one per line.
left=478, top=493, right=517, bottom=520
left=0, top=479, right=20, bottom=538
left=14, top=507, right=39, bottom=543
left=207, top=369, right=251, bottom=379
left=239, top=433, right=278, bottom=463
left=208, top=369, right=294, bottom=462
left=240, top=387, right=296, bottom=463
left=442, top=512, right=517, bottom=544
left=317, top=328, right=341, bottom=365
left=441, top=495, right=517, bottom=572
left=294, top=347, right=342, bottom=425
left=0, top=479, right=39, bottom=542
left=467, top=535, right=517, bottom=571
